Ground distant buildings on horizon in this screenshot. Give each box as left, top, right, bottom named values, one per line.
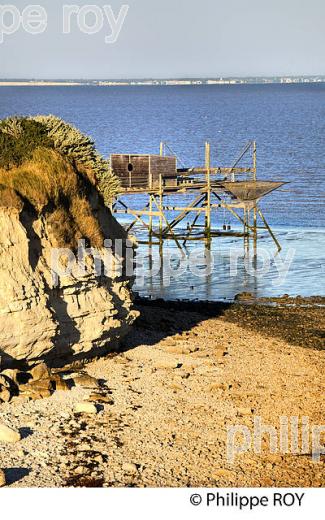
left=97, top=76, right=325, bottom=87
left=0, top=76, right=324, bottom=86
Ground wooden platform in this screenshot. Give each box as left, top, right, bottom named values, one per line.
left=112, top=141, right=284, bottom=251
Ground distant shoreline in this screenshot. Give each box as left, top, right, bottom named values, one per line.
left=0, top=77, right=325, bottom=87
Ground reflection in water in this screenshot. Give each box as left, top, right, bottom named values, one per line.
left=133, top=227, right=325, bottom=301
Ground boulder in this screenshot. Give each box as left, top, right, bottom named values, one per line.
left=0, top=369, right=20, bottom=385
left=0, top=374, right=15, bottom=402
left=19, top=379, right=53, bottom=400
left=0, top=375, right=10, bottom=388
left=88, top=393, right=114, bottom=404
left=0, top=469, right=6, bottom=487
left=73, top=374, right=100, bottom=389
left=50, top=374, right=70, bottom=392
left=0, top=386, right=11, bottom=403
left=122, top=462, right=138, bottom=475
left=0, top=424, right=21, bottom=443
left=74, top=402, right=98, bottom=414
left=30, top=363, right=50, bottom=382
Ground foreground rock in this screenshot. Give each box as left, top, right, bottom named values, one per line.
left=0, top=375, right=12, bottom=403
left=19, top=379, right=53, bottom=400
left=74, top=402, right=98, bottom=414
left=122, top=463, right=138, bottom=475
left=0, top=469, right=6, bottom=487
left=0, top=424, right=21, bottom=443
left=73, top=374, right=100, bottom=389
left=30, top=363, right=50, bottom=382
left=0, top=364, right=103, bottom=401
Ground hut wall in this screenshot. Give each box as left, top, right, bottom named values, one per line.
left=111, top=154, right=177, bottom=189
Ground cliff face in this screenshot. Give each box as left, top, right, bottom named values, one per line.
left=0, top=205, right=138, bottom=368
left=0, top=132, right=138, bottom=368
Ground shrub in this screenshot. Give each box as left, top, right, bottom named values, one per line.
left=0, top=148, right=104, bottom=248
left=0, top=118, right=54, bottom=170
left=0, top=115, right=120, bottom=204
left=0, top=115, right=121, bottom=248
left=32, top=115, right=120, bottom=203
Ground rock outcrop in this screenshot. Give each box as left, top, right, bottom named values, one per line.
left=0, top=202, right=137, bottom=368
left=0, top=117, right=138, bottom=369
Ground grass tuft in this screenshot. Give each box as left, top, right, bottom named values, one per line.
left=0, top=115, right=120, bottom=204
left=0, top=148, right=105, bottom=248
left=0, top=115, right=121, bottom=248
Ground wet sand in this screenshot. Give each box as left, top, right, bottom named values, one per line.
left=0, top=297, right=324, bottom=487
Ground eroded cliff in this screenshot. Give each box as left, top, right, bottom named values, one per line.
left=0, top=117, right=138, bottom=368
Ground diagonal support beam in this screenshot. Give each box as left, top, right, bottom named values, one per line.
left=257, top=207, right=281, bottom=251
left=161, top=192, right=206, bottom=234
left=151, top=195, right=184, bottom=251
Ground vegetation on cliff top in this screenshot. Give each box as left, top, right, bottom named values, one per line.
left=0, top=115, right=120, bottom=204
left=0, top=116, right=120, bottom=248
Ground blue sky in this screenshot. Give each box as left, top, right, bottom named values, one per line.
left=1, top=0, right=324, bottom=78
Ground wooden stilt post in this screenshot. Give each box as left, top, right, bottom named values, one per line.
left=253, top=202, right=258, bottom=256
left=252, top=141, right=257, bottom=253
left=246, top=207, right=251, bottom=252
left=243, top=206, right=247, bottom=250
left=149, top=194, right=153, bottom=241
left=159, top=174, right=163, bottom=243
left=205, top=142, right=211, bottom=248
left=252, top=140, right=257, bottom=181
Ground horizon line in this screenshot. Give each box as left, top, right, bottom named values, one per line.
left=1, top=74, right=325, bottom=82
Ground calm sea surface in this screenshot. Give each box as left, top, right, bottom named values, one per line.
left=0, top=84, right=324, bottom=299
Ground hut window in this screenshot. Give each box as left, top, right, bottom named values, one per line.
left=128, top=163, right=133, bottom=172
